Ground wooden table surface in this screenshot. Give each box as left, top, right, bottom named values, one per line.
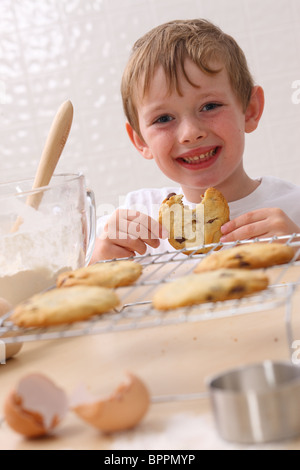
left=1, top=261, right=300, bottom=450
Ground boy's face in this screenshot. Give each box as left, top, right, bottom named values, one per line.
left=128, top=58, right=258, bottom=202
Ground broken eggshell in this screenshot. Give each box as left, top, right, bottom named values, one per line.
left=4, top=373, right=68, bottom=438
left=71, top=372, right=150, bottom=433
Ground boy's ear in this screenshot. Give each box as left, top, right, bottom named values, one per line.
left=126, top=122, right=153, bottom=160
left=244, top=86, right=265, bottom=133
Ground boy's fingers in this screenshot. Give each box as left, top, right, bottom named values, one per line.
left=105, top=245, right=136, bottom=259
left=221, top=219, right=268, bottom=242
left=115, top=210, right=168, bottom=240
left=92, top=237, right=136, bottom=261
left=105, top=220, right=159, bottom=251
left=123, top=222, right=161, bottom=249
left=141, top=237, right=160, bottom=249
left=127, top=220, right=161, bottom=244
left=108, top=232, right=150, bottom=255
left=221, top=209, right=268, bottom=235
left=136, top=213, right=169, bottom=239
left=120, top=210, right=168, bottom=239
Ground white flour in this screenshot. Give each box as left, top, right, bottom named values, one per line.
left=110, top=412, right=287, bottom=450
left=0, top=208, right=84, bottom=306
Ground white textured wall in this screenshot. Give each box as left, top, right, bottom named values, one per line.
left=1, top=0, right=300, bottom=214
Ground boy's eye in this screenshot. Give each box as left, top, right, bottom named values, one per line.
left=154, top=115, right=173, bottom=124
left=201, top=103, right=222, bottom=112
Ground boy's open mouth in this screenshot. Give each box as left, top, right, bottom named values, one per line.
left=176, top=146, right=220, bottom=169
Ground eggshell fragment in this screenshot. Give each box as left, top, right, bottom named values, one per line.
left=4, top=373, right=68, bottom=438
left=71, top=372, right=150, bottom=433
left=0, top=297, right=23, bottom=360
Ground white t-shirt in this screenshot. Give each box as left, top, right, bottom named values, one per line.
left=97, top=175, right=300, bottom=255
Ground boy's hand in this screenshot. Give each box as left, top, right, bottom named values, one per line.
left=220, top=208, right=300, bottom=243
left=90, top=209, right=169, bottom=262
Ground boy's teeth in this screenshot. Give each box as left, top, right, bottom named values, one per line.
left=182, top=148, right=217, bottom=163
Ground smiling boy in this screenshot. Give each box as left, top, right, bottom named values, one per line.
left=92, top=19, right=300, bottom=261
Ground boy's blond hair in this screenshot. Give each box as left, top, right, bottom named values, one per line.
left=121, top=19, right=254, bottom=137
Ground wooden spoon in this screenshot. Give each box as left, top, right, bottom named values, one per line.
left=11, top=100, right=74, bottom=232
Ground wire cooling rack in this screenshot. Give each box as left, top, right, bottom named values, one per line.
left=1, top=234, right=300, bottom=345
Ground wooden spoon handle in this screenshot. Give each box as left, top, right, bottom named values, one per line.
left=10, top=100, right=73, bottom=233
left=26, top=100, right=74, bottom=209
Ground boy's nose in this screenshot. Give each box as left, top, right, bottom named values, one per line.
left=178, top=118, right=207, bottom=144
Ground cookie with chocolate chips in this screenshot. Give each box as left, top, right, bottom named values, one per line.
left=57, top=260, right=142, bottom=288
left=159, top=187, right=230, bottom=254
left=194, top=242, right=294, bottom=273
left=11, top=286, right=120, bottom=327
left=152, top=269, right=269, bottom=310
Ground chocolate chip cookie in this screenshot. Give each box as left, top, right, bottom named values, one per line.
left=11, top=285, right=120, bottom=327
left=56, top=260, right=142, bottom=288
left=194, top=242, right=294, bottom=273
left=152, top=269, right=269, bottom=310
left=159, top=188, right=230, bottom=254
